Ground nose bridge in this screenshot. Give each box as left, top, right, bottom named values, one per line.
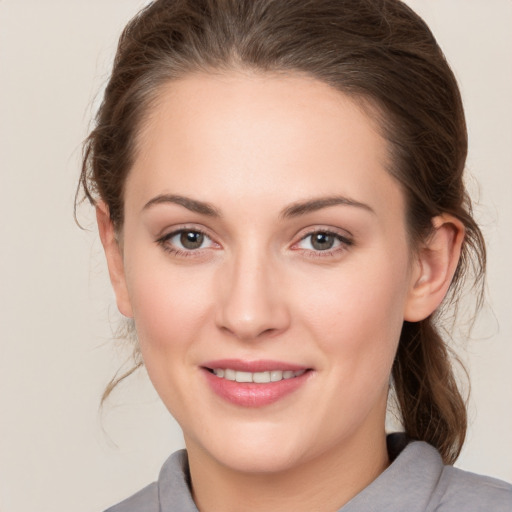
left=216, top=241, right=289, bottom=340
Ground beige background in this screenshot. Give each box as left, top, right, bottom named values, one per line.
left=0, top=1, right=511, bottom=511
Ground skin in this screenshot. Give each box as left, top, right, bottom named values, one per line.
left=98, top=71, right=464, bottom=512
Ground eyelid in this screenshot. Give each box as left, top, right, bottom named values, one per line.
left=156, top=225, right=221, bottom=255
left=290, top=226, right=354, bottom=256
left=292, top=225, right=353, bottom=244
left=155, top=224, right=353, bottom=257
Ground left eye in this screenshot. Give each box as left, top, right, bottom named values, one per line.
left=164, top=229, right=213, bottom=250
left=296, top=231, right=346, bottom=251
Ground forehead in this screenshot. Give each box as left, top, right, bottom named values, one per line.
left=127, top=71, right=403, bottom=222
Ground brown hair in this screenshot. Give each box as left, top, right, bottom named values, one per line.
left=78, top=0, right=486, bottom=464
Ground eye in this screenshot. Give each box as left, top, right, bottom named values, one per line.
left=157, top=228, right=216, bottom=254
left=304, top=232, right=338, bottom=251
left=175, top=230, right=206, bottom=250
left=294, top=230, right=352, bottom=254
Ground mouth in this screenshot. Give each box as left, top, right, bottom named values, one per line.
left=207, top=368, right=307, bottom=383
left=201, top=360, right=313, bottom=407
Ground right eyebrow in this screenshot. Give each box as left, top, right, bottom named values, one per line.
left=142, top=194, right=221, bottom=217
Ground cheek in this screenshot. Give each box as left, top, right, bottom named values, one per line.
left=123, top=250, right=212, bottom=358
left=299, top=252, right=410, bottom=373
left=123, top=258, right=216, bottom=418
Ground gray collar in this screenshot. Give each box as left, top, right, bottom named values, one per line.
left=340, top=437, right=442, bottom=512
left=157, top=434, right=444, bottom=512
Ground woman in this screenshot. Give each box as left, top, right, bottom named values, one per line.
left=78, top=0, right=512, bottom=510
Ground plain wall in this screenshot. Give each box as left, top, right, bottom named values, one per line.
left=0, top=1, right=510, bottom=511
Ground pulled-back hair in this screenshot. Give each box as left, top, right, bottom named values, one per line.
left=78, top=0, right=485, bottom=464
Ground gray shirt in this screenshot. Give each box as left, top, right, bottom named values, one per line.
left=105, top=435, right=512, bottom=511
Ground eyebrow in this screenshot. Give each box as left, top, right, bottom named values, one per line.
left=142, top=194, right=221, bottom=217
left=280, top=196, right=375, bottom=219
left=142, top=193, right=374, bottom=219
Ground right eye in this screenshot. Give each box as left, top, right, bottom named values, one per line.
left=157, top=228, right=216, bottom=255
left=174, top=230, right=207, bottom=250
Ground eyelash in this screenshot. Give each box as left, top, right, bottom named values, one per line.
left=156, top=228, right=354, bottom=259
left=156, top=227, right=216, bottom=258
left=293, top=229, right=354, bottom=259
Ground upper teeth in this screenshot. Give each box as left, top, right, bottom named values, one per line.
left=212, top=369, right=305, bottom=383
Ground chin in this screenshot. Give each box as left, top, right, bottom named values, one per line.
left=186, top=419, right=329, bottom=475
left=212, top=443, right=306, bottom=475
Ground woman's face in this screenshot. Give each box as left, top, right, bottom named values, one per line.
left=111, top=72, right=421, bottom=473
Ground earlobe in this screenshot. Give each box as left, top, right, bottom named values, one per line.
left=404, top=215, right=465, bottom=322
left=96, top=202, right=133, bottom=318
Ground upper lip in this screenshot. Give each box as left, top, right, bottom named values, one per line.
left=202, top=359, right=310, bottom=372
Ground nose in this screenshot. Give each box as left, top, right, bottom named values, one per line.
left=215, top=248, right=291, bottom=341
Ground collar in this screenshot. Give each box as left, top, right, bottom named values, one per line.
left=156, top=434, right=444, bottom=512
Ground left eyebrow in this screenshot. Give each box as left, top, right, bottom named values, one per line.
left=280, top=196, right=375, bottom=219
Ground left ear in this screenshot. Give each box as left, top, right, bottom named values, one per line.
left=404, top=214, right=465, bottom=322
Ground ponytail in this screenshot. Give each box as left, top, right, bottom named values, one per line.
left=393, top=319, right=467, bottom=464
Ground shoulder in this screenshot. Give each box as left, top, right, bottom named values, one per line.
left=432, top=464, right=512, bottom=511
left=103, top=482, right=159, bottom=512
left=342, top=435, right=512, bottom=512
left=102, top=449, right=198, bottom=512
left=388, top=436, right=512, bottom=511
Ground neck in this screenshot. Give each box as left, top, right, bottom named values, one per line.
left=186, top=429, right=389, bottom=512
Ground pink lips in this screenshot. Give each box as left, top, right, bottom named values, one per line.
left=202, top=359, right=312, bottom=408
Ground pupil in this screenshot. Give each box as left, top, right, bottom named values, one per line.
left=312, top=232, right=334, bottom=250
left=180, top=231, right=204, bottom=249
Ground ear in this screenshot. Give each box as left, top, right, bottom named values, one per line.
left=404, top=215, right=465, bottom=322
left=96, top=202, right=133, bottom=318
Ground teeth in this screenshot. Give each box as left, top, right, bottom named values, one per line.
left=271, top=370, right=283, bottom=382
left=235, top=371, right=253, bottom=383
left=212, top=368, right=305, bottom=383
left=253, top=371, right=271, bottom=383
left=224, top=369, right=236, bottom=381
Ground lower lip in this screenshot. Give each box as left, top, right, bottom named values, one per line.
left=203, top=369, right=311, bottom=408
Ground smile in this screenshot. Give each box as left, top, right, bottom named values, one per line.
left=211, top=368, right=306, bottom=383
left=203, top=362, right=312, bottom=407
